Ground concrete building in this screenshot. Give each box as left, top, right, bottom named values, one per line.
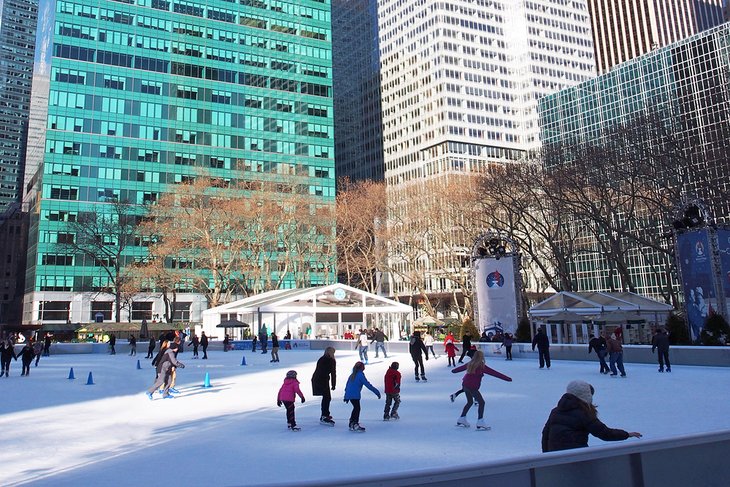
left=22, top=0, right=335, bottom=326
left=587, top=0, right=725, bottom=74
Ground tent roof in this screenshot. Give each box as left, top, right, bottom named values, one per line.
left=530, top=291, right=673, bottom=320
left=203, top=284, right=412, bottom=319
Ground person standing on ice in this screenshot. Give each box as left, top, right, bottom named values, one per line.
left=383, top=361, right=401, bottom=421
left=451, top=350, right=512, bottom=430
left=18, top=342, right=35, bottom=376
left=189, top=333, right=199, bottom=358
left=542, top=380, right=642, bottom=452
left=531, top=327, right=551, bottom=369
left=0, top=338, right=17, bottom=377
left=270, top=332, right=280, bottom=363
left=343, top=361, right=380, bottom=432
left=146, top=340, right=185, bottom=399
left=200, top=332, right=209, bottom=359
left=445, top=338, right=459, bottom=367
left=357, top=330, right=369, bottom=364
left=128, top=335, right=137, bottom=356
left=146, top=336, right=156, bottom=359
left=311, top=347, right=337, bottom=426
left=458, top=332, right=472, bottom=364
left=651, top=327, right=671, bottom=372
left=423, top=332, right=438, bottom=359
left=409, top=331, right=429, bottom=381
left=277, top=370, right=305, bottom=431
left=33, top=339, right=42, bottom=367
left=588, top=332, right=609, bottom=374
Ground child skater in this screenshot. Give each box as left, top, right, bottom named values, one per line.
left=18, top=342, right=35, bottom=376
left=344, top=361, right=381, bottom=432
left=383, top=362, right=401, bottom=421
left=452, top=350, right=512, bottom=430
left=445, top=338, right=459, bottom=367
left=277, top=370, right=305, bottom=431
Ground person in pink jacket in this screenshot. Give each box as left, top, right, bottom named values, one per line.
left=452, top=350, right=512, bottom=430
left=277, top=370, right=306, bottom=431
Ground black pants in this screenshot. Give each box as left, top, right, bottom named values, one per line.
left=34, top=353, right=40, bottom=366
left=505, top=346, right=512, bottom=360
left=384, top=393, right=400, bottom=416
left=202, top=346, right=208, bottom=359
left=538, top=348, right=551, bottom=368
left=22, top=360, right=31, bottom=376
left=146, top=347, right=154, bottom=359
left=283, top=401, right=296, bottom=427
left=460, top=387, right=485, bottom=419
left=192, top=345, right=198, bottom=357
left=1, top=358, right=11, bottom=375
left=657, top=350, right=671, bottom=370
left=412, top=355, right=425, bottom=376
left=320, top=391, right=332, bottom=418
left=458, top=347, right=469, bottom=363
left=349, top=399, right=361, bottom=425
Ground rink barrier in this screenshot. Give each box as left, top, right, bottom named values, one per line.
left=34, top=340, right=730, bottom=367
left=254, top=429, right=730, bottom=487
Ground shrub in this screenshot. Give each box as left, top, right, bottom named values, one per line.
left=665, top=314, right=691, bottom=345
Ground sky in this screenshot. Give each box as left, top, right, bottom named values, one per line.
left=1, top=346, right=729, bottom=486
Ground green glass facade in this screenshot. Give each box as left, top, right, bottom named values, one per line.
left=538, top=23, right=730, bottom=298
left=24, top=0, right=335, bottom=322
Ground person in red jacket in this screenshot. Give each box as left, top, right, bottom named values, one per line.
left=383, top=362, right=401, bottom=421
left=277, top=370, right=305, bottom=431
left=452, top=350, right=512, bottom=430
left=444, top=338, right=459, bottom=367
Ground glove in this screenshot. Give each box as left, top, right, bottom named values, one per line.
left=331, top=386, right=336, bottom=391
left=344, top=399, right=349, bottom=404
left=301, top=397, right=305, bottom=403
left=177, top=363, right=185, bottom=369
left=277, top=400, right=282, bottom=407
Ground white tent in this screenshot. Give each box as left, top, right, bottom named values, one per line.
left=201, top=283, right=412, bottom=340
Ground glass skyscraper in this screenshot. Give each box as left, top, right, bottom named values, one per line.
left=539, top=23, right=730, bottom=298
left=0, top=0, right=39, bottom=211
left=23, top=0, right=335, bottom=324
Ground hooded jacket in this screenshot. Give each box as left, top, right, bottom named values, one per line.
left=541, top=393, right=630, bottom=452
left=278, top=377, right=304, bottom=402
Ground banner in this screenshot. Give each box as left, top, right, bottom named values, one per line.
left=474, top=256, right=518, bottom=335
left=677, top=230, right=717, bottom=341
left=716, top=229, right=730, bottom=318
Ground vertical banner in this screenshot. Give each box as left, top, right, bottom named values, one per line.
left=677, top=230, right=717, bottom=341
left=475, top=256, right=517, bottom=335
left=716, top=229, right=730, bottom=319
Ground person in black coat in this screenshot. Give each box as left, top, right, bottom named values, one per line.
left=0, top=338, right=17, bottom=377
left=651, top=328, right=671, bottom=372
left=542, top=380, right=641, bottom=452
left=588, top=332, right=609, bottom=374
left=458, top=333, right=472, bottom=364
left=109, top=333, right=116, bottom=355
left=311, top=346, right=337, bottom=425
left=409, top=331, right=429, bottom=381
left=146, top=336, right=156, bottom=359
left=270, top=333, right=280, bottom=362
left=200, top=332, right=209, bottom=359
left=18, top=342, right=35, bottom=376
left=189, top=333, right=199, bottom=358
left=531, top=328, right=551, bottom=369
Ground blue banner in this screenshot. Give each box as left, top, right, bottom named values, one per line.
left=677, top=230, right=717, bottom=341
left=716, top=229, right=730, bottom=317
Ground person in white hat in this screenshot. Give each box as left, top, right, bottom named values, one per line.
left=541, top=380, right=642, bottom=452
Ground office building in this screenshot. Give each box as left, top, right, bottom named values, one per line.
left=587, top=0, right=725, bottom=74
left=23, top=0, right=335, bottom=325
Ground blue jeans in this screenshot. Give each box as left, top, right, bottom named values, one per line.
left=358, top=346, right=368, bottom=362
left=609, top=352, right=626, bottom=376
left=374, top=342, right=387, bottom=357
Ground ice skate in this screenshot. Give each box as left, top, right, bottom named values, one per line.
left=349, top=422, right=366, bottom=432
left=390, top=412, right=399, bottom=420
left=456, top=417, right=470, bottom=428
left=415, top=375, right=420, bottom=381
left=383, top=413, right=390, bottom=421
left=320, top=416, right=335, bottom=426
left=450, top=394, right=455, bottom=403
left=476, top=419, right=491, bottom=431
left=146, top=392, right=153, bottom=401
left=421, top=374, right=427, bottom=381
left=288, top=425, right=301, bottom=431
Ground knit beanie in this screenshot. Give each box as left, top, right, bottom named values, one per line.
left=286, top=370, right=297, bottom=379
left=566, top=380, right=594, bottom=405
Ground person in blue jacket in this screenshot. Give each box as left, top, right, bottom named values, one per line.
left=343, top=361, right=380, bottom=432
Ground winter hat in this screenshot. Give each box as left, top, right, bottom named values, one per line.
left=286, top=370, right=297, bottom=379
left=566, top=380, right=594, bottom=405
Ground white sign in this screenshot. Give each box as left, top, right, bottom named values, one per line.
left=474, top=256, right=518, bottom=335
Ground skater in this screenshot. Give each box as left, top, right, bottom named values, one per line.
left=424, top=332, right=438, bottom=359
left=0, top=338, right=17, bottom=377
left=452, top=350, right=512, bottom=429
left=270, top=332, right=280, bottom=362
left=189, top=333, right=199, bottom=358
left=409, top=331, right=429, bottom=381
left=371, top=327, right=388, bottom=358
left=542, top=380, right=642, bottom=452
left=651, top=328, right=671, bottom=372
left=223, top=334, right=230, bottom=352
left=532, top=327, right=551, bottom=369
left=251, top=334, right=257, bottom=352
left=146, top=336, right=156, bottom=359
left=607, top=329, right=626, bottom=377
left=109, top=333, right=116, bottom=355
left=277, top=370, right=305, bottom=431
left=500, top=333, right=514, bottom=360
left=343, top=361, right=381, bottom=432
left=146, top=340, right=185, bottom=399
left=311, top=347, right=337, bottom=426
left=200, top=331, right=209, bottom=359
left=445, top=338, right=459, bottom=367
left=258, top=326, right=268, bottom=354
left=458, top=332, right=472, bottom=364
left=33, top=340, right=42, bottom=366
left=383, top=362, right=401, bottom=420
left=18, top=342, right=34, bottom=376
left=43, top=333, right=52, bottom=356
left=357, top=330, right=369, bottom=363
left=129, top=335, right=137, bottom=356
left=588, top=332, right=609, bottom=374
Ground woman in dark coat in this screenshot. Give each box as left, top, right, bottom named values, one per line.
left=311, top=347, right=337, bottom=425
left=409, top=331, right=429, bottom=381
left=542, top=380, right=641, bottom=452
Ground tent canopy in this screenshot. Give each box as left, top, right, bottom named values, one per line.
left=530, top=291, right=673, bottom=323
